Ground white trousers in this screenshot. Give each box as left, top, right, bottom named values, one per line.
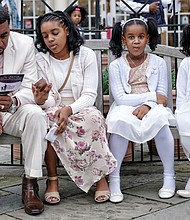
left=2, top=104, right=48, bottom=178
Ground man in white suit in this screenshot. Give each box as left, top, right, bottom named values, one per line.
left=0, top=5, right=47, bottom=215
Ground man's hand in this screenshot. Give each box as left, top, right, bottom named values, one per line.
left=32, top=78, right=52, bottom=105
left=132, top=105, right=150, bottom=120
left=0, top=95, right=12, bottom=112
left=157, top=93, right=167, bottom=106
left=149, top=1, right=159, bottom=14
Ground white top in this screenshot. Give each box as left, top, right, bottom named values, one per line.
left=50, top=56, right=73, bottom=98
left=176, top=57, right=190, bottom=110
left=175, top=57, right=190, bottom=158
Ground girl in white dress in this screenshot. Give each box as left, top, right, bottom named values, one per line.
left=106, top=17, right=176, bottom=203
left=33, top=11, right=117, bottom=204
left=175, top=24, right=190, bottom=198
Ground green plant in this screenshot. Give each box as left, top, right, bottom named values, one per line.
left=102, top=66, right=109, bottom=95
left=172, top=70, right=176, bottom=90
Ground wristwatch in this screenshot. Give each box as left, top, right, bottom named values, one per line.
left=8, top=97, right=18, bottom=114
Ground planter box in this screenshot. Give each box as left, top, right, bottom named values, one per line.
left=13, top=144, right=24, bottom=160
left=103, top=95, right=109, bottom=116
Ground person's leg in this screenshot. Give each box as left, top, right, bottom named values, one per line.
left=177, top=176, right=190, bottom=198
left=3, top=104, right=48, bottom=215
left=176, top=136, right=190, bottom=197
left=154, top=125, right=175, bottom=198
left=44, top=143, right=60, bottom=204
left=109, top=133, right=129, bottom=203
left=95, top=177, right=110, bottom=203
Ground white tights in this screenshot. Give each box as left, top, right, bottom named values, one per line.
left=109, top=125, right=175, bottom=195
left=185, top=177, right=190, bottom=191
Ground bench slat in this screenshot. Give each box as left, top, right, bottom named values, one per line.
left=0, top=133, right=21, bottom=144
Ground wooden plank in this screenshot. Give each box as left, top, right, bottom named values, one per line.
left=0, top=133, right=21, bottom=144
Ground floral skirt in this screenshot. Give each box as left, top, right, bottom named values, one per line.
left=46, top=106, right=117, bottom=192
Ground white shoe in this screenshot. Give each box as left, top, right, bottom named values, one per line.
left=177, top=189, right=190, bottom=198
left=109, top=193, right=124, bottom=203
left=158, top=188, right=175, bottom=199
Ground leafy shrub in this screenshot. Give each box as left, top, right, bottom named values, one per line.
left=102, top=66, right=109, bottom=95
left=172, top=70, right=176, bottom=90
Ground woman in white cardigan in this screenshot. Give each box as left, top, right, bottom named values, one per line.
left=33, top=11, right=116, bottom=204
left=175, top=24, right=190, bottom=198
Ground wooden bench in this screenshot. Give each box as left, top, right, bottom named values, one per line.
left=0, top=40, right=185, bottom=165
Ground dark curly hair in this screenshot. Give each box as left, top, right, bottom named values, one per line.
left=180, top=24, right=190, bottom=57
left=35, top=10, right=84, bottom=55
left=65, top=5, right=88, bottom=24
left=0, top=5, right=10, bottom=25
left=109, top=17, right=158, bottom=58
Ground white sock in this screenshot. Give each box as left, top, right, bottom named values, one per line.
left=109, top=175, right=122, bottom=195
left=109, top=134, right=128, bottom=195
left=162, top=173, right=176, bottom=191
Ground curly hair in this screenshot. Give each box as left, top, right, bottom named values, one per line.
left=35, top=10, right=84, bottom=55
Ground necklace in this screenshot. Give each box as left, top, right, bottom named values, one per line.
left=127, top=53, right=146, bottom=68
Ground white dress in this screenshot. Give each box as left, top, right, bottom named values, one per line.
left=175, top=57, right=190, bottom=159
left=107, top=53, right=175, bottom=143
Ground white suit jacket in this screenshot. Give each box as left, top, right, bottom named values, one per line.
left=3, top=31, right=37, bottom=105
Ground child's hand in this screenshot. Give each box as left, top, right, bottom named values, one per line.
left=132, top=105, right=150, bottom=120
left=32, top=78, right=52, bottom=105
left=156, top=93, right=167, bottom=106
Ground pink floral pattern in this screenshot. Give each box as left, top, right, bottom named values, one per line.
left=46, top=106, right=117, bottom=192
